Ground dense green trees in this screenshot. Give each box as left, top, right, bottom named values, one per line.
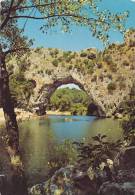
left=48, top=87, right=89, bottom=115
left=10, top=73, right=35, bottom=107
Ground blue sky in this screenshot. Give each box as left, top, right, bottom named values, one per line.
left=18, top=0, right=135, bottom=89
left=19, top=0, right=135, bottom=51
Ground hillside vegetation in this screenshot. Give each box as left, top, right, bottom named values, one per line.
left=7, top=29, right=135, bottom=116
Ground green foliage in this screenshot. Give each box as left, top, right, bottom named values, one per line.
left=107, top=82, right=117, bottom=92
left=84, top=60, right=94, bottom=74
left=73, top=134, right=122, bottom=170
left=9, top=73, right=35, bottom=107
left=63, top=51, right=72, bottom=58
left=52, top=59, right=59, bottom=67
left=80, top=52, right=87, bottom=57
left=54, top=48, right=59, bottom=56
left=49, top=87, right=89, bottom=115
left=45, top=69, right=52, bottom=75
left=47, top=139, right=77, bottom=176
left=119, top=81, right=126, bottom=90
left=70, top=103, right=87, bottom=115
left=104, top=55, right=113, bottom=65
left=122, top=104, right=135, bottom=145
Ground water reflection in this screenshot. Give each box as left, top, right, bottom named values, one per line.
left=19, top=116, right=123, bottom=185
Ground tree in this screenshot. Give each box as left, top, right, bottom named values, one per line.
left=0, top=0, right=128, bottom=194
left=122, top=83, right=135, bottom=145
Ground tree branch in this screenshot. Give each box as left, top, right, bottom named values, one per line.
left=1, top=2, right=60, bottom=14
left=4, top=47, right=29, bottom=56
left=9, top=13, right=94, bottom=25
left=0, top=0, right=15, bottom=30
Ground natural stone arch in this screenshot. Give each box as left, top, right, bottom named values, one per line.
left=30, top=75, right=106, bottom=116
left=22, top=32, right=135, bottom=117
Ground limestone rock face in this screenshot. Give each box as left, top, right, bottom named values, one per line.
left=7, top=30, right=135, bottom=117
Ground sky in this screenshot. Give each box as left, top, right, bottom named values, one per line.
left=18, top=0, right=135, bottom=89
left=19, top=0, right=135, bottom=51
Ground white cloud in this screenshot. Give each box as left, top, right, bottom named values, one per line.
left=130, top=0, right=135, bottom=2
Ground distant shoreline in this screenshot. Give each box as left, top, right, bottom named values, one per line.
left=46, top=110, right=71, bottom=116
left=0, top=109, right=71, bottom=125
left=0, top=108, right=36, bottom=125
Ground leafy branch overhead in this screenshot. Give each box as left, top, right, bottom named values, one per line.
left=1, top=0, right=129, bottom=55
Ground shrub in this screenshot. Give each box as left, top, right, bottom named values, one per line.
left=57, top=57, right=63, bottom=62
left=104, top=55, right=113, bottom=65
left=110, top=64, right=117, bottom=72
left=91, top=75, right=97, bottom=82
left=49, top=51, right=54, bottom=57
left=85, top=61, right=94, bottom=74
left=45, top=69, right=52, bottom=75
left=73, top=134, right=122, bottom=170
left=68, top=65, right=73, bottom=70
left=99, top=74, right=104, bottom=82
left=119, top=81, right=126, bottom=90
left=97, top=63, right=102, bottom=69
left=63, top=51, right=72, bottom=58
left=66, top=56, right=72, bottom=63
left=107, top=82, right=117, bottom=92
left=123, top=60, right=129, bottom=66
left=87, top=53, right=96, bottom=59
left=52, top=59, right=59, bottom=67
left=80, top=52, right=87, bottom=57
left=87, top=67, right=94, bottom=74
left=83, top=59, right=89, bottom=65
left=54, top=48, right=59, bottom=55
left=107, top=74, right=112, bottom=80
left=129, top=39, right=135, bottom=47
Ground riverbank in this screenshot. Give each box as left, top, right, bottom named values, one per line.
left=0, top=109, right=71, bottom=125
left=46, top=110, right=71, bottom=116
left=0, top=108, right=36, bottom=125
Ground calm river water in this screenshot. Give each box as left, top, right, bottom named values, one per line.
left=19, top=115, right=123, bottom=185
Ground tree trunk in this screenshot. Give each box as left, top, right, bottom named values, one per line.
left=0, top=51, right=28, bottom=195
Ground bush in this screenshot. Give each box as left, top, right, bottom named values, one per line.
left=66, top=56, right=72, bottom=63
left=87, top=53, right=96, bottom=59
left=91, top=75, right=97, bottom=82
left=119, top=81, right=126, bottom=90
left=123, top=60, right=129, bottom=66
left=63, top=51, right=72, bottom=58
left=107, top=74, right=112, bottom=80
left=68, top=65, right=73, bottom=70
left=83, top=59, right=89, bottom=66
left=57, top=57, right=63, bottom=62
left=74, top=134, right=122, bottom=170
left=80, top=52, right=87, bottom=57
left=104, top=55, right=113, bottom=65
left=54, top=48, right=59, bottom=55
left=45, top=69, right=52, bottom=75
left=107, top=82, right=117, bottom=92
left=10, top=73, right=35, bottom=107
left=97, top=63, right=102, bottom=69
left=52, top=59, right=59, bottom=67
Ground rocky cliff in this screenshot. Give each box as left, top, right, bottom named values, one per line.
left=7, top=29, right=135, bottom=117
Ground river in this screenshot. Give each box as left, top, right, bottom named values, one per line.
left=19, top=115, right=123, bottom=185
